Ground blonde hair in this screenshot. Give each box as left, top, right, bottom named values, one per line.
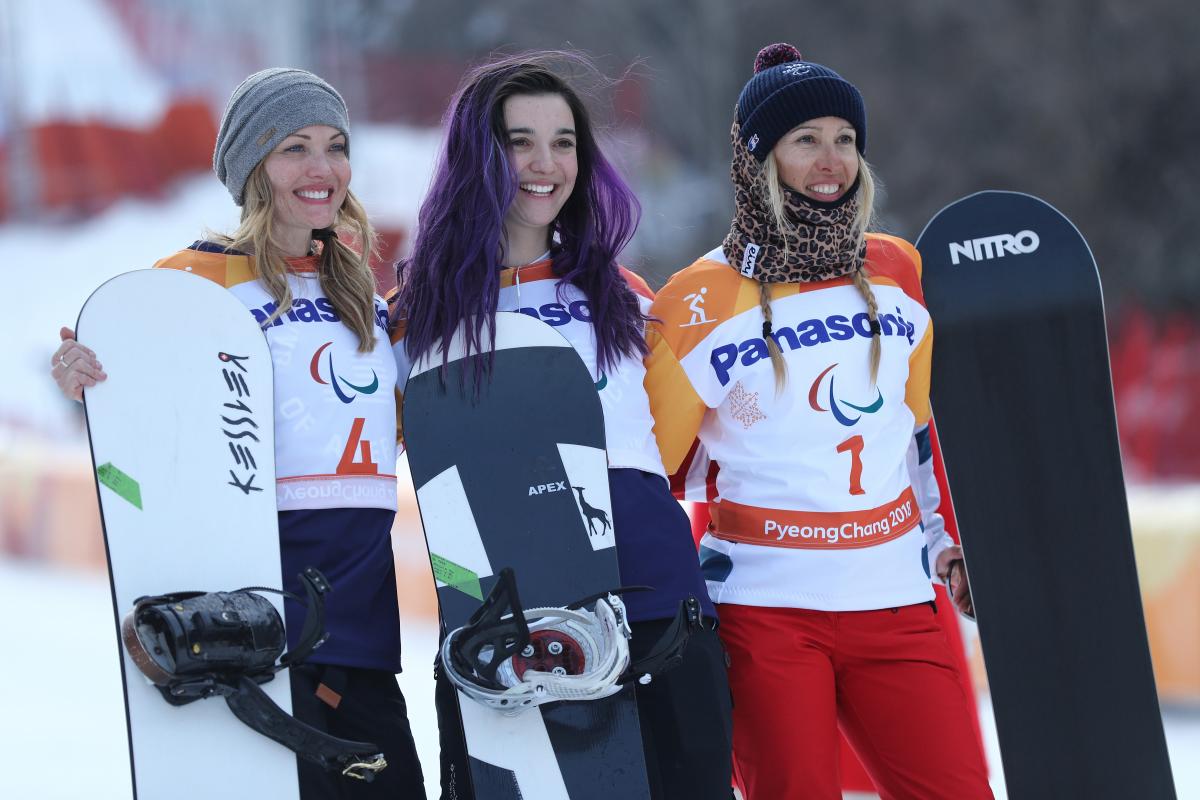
left=758, top=280, right=788, bottom=393
left=758, top=151, right=881, bottom=386
left=215, top=161, right=379, bottom=352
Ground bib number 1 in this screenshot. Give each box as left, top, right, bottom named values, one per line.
left=836, top=435, right=866, bottom=496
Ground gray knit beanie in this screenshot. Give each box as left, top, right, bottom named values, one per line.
left=213, top=68, right=350, bottom=205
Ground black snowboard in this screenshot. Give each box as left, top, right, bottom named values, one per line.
left=403, top=312, right=650, bottom=800
left=916, top=191, right=1175, bottom=798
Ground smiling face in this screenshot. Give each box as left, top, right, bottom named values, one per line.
left=262, top=124, right=350, bottom=256
left=771, top=116, right=859, bottom=203
left=502, top=93, right=578, bottom=253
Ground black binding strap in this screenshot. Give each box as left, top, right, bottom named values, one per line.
left=122, top=568, right=386, bottom=780
left=448, top=568, right=531, bottom=688
left=623, top=595, right=703, bottom=685
left=282, top=567, right=331, bottom=666
left=447, top=572, right=703, bottom=691
left=231, top=566, right=331, bottom=668
left=224, top=674, right=386, bottom=780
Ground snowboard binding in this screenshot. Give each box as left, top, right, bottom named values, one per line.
left=622, top=592, right=703, bottom=686
left=441, top=567, right=632, bottom=714
left=121, top=567, right=387, bottom=781
left=441, top=569, right=705, bottom=713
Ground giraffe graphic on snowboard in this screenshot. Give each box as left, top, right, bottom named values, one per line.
left=572, top=486, right=611, bottom=538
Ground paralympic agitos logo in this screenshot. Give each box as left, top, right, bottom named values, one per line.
left=309, top=342, right=380, bottom=403
left=808, top=363, right=883, bottom=427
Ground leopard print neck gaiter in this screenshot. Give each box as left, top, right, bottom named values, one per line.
left=721, top=118, right=866, bottom=283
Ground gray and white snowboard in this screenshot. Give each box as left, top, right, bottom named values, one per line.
left=80, top=268, right=299, bottom=799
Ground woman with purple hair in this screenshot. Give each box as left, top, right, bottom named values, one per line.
left=392, top=53, right=733, bottom=800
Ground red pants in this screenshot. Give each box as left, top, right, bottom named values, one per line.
left=718, top=602, right=993, bottom=800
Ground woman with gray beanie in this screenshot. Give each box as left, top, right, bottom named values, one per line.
left=644, top=44, right=993, bottom=799
left=51, top=68, right=426, bottom=799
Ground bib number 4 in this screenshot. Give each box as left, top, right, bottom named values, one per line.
left=336, top=417, right=379, bottom=475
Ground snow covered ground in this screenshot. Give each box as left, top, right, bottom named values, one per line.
left=2, top=555, right=1197, bottom=800
left=0, top=555, right=441, bottom=800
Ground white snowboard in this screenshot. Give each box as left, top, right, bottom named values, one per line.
left=78, top=268, right=299, bottom=799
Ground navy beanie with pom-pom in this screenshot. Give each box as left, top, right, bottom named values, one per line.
left=736, top=43, right=866, bottom=161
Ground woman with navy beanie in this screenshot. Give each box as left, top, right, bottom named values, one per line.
left=644, top=44, right=994, bottom=799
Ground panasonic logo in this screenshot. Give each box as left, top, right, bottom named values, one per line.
left=709, top=308, right=915, bottom=387
left=948, top=230, right=1040, bottom=265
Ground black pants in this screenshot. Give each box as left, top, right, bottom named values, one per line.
left=631, top=619, right=734, bottom=800
left=435, top=618, right=733, bottom=800
left=290, top=663, right=427, bottom=799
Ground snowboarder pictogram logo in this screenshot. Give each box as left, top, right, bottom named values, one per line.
left=680, top=286, right=715, bottom=327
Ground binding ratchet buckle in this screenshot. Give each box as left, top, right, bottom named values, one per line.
left=342, top=755, right=388, bottom=780
left=121, top=568, right=388, bottom=781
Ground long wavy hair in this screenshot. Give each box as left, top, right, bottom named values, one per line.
left=394, top=51, right=647, bottom=373
left=214, top=161, right=379, bottom=352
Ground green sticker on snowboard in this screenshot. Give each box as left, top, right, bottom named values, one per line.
left=430, top=554, right=483, bottom=601
left=97, top=463, right=143, bottom=510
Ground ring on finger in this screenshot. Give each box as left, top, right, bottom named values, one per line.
left=58, top=354, right=71, bottom=368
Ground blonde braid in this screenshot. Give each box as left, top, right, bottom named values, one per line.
left=852, top=267, right=882, bottom=384
left=217, top=162, right=379, bottom=353
left=759, top=281, right=788, bottom=392
left=762, top=154, right=793, bottom=264
left=851, top=153, right=877, bottom=259
left=317, top=190, right=380, bottom=353
left=850, top=154, right=881, bottom=383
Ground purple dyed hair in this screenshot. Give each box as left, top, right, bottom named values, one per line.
left=394, top=51, right=647, bottom=375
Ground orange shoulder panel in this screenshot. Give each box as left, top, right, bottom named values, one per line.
left=153, top=248, right=255, bottom=289
left=652, top=258, right=747, bottom=359
left=500, top=260, right=556, bottom=288
left=865, top=234, right=925, bottom=304
left=619, top=266, right=655, bottom=300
